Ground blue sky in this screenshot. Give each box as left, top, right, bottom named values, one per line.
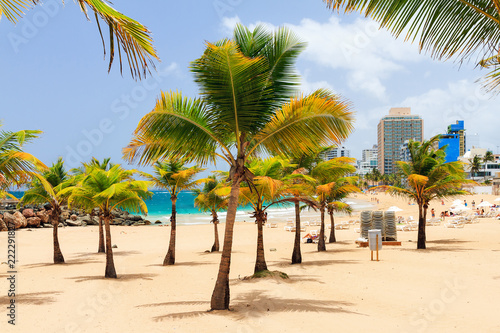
left=1, top=0, right=498, bottom=174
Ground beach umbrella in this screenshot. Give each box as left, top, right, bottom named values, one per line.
left=452, top=199, right=463, bottom=206
left=494, top=198, right=500, bottom=202
left=450, top=204, right=470, bottom=213
left=386, top=206, right=403, bottom=212
left=477, top=201, right=493, bottom=207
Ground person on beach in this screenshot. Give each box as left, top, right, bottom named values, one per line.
left=441, top=199, right=444, bottom=205
left=464, top=200, right=467, bottom=207
left=472, top=200, right=475, bottom=208
left=431, top=208, right=435, bottom=218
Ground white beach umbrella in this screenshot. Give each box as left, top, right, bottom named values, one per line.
left=477, top=201, right=493, bottom=207
left=495, top=198, right=500, bottom=202
left=451, top=204, right=470, bottom=213
left=386, top=206, right=403, bottom=212
left=452, top=199, right=463, bottom=206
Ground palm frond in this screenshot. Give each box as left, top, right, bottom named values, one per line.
left=0, top=0, right=38, bottom=23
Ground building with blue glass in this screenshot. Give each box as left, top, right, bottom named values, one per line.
left=438, top=120, right=466, bottom=163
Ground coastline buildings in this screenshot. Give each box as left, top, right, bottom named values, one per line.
left=357, top=145, right=378, bottom=175
left=438, top=120, right=466, bottom=163
left=321, top=146, right=351, bottom=160
left=377, top=107, right=423, bottom=174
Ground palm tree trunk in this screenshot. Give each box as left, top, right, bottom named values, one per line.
left=52, top=210, right=64, bottom=264
left=211, top=211, right=220, bottom=252
left=417, top=203, right=426, bottom=249
left=104, top=216, right=117, bottom=278
left=164, top=197, right=177, bottom=265
left=318, top=205, right=326, bottom=251
left=98, top=215, right=105, bottom=253
left=210, top=181, right=240, bottom=310
left=291, top=201, right=302, bottom=264
left=328, top=210, right=336, bottom=243
left=254, top=211, right=267, bottom=273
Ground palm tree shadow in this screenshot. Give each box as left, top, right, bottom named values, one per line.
left=22, top=259, right=102, bottom=269
left=149, top=291, right=364, bottom=321
left=271, top=258, right=360, bottom=268
left=67, top=273, right=157, bottom=283
left=0, top=291, right=62, bottom=305
left=146, top=261, right=213, bottom=267
left=427, top=239, right=474, bottom=245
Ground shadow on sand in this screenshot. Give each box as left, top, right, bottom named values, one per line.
left=0, top=291, right=62, bottom=305
left=146, top=261, right=214, bottom=268
left=21, top=259, right=102, bottom=269
left=147, top=290, right=363, bottom=321
left=67, top=273, right=157, bottom=283
left=400, top=239, right=476, bottom=252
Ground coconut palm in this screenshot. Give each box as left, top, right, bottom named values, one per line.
left=143, top=160, right=203, bottom=265
left=469, top=155, right=483, bottom=178
left=326, top=177, right=359, bottom=243
left=62, top=165, right=151, bottom=278
left=325, top=0, right=500, bottom=92
left=123, top=24, right=354, bottom=310
left=71, top=157, right=116, bottom=253
left=193, top=173, right=228, bottom=252
left=379, top=137, right=471, bottom=249
left=18, top=158, right=69, bottom=263
left=1, top=0, right=158, bottom=79
left=0, top=122, right=46, bottom=187
left=311, top=157, right=357, bottom=251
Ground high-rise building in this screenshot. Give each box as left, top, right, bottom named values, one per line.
left=438, top=120, right=466, bottom=163
left=322, top=146, right=350, bottom=160
left=357, top=145, right=378, bottom=175
left=377, top=107, right=423, bottom=174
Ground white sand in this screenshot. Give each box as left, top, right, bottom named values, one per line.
left=1, top=193, right=500, bottom=332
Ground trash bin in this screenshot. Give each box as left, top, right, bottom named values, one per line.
left=368, top=229, right=382, bottom=251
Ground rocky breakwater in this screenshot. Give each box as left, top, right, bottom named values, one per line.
left=0, top=207, right=150, bottom=232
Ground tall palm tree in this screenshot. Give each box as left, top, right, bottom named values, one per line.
left=380, top=137, right=471, bottom=249
left=18, top=158, right=69, bottom=263
left=123, top=24, right=354, bottom=310
left=311, top=157, right=356, bottom=251
left=62, top=165, right=151, bottom=278
left=483, top=151, right=495, bottom=177
left=326, top=177, right=359, bottom=243
left=0, top=122, right=46, bottom=187
left=143, top=160, right=203, bottom=265
left=193, top=174, right=228, bottom=252
left=1, top=0, right=159, bottom=79
left=469, top=155, right=482, bottom=178
left=325, top=0, right=500, bottom=92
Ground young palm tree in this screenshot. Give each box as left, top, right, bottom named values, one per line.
left=18, top=158, right=69, bottom=263
left=326, top=177, right=359, bottom=243
left=380, top=137, right=472, bottom=249
left=62, top=165, right=152, bottom=278
left=71, top=157, right=115, bottom=253
left=194, top=174, right=228, bottom=252
left=1, top=0, right=158, bottom=79
left=311, top=157, right=356, bottom=251
left=325, top=0, right=500, bottom=92
left=0, top=123, right=46, bottom=186
left=123, top=24, right=354, bottom=310
left=143, top=160, right=203, bottom=265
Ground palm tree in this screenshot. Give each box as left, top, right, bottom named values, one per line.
left=1, top=0, right=158, bottom=79
left=62, top=165, right=151, bottom=278
left=143, top=160, right=203, bottom=265
left=0, top=122, right=46, bottom=187
left=18, top=158, right=69, bottom=263
left=193, top=174, right=228, bottom=252
left=311, top=157, right=356, bottom=251
left=325, top=0, right=500, bottom=93
left=239, top=157, right=304, bottom=273
left=483, top=151, right=495, bottom=177
left=469, top=155, right=482, bottom=178
left=123, top=24, right=354, bottom=310
left=71, top=157, right=116, bottom=253
left=379, top=137, right=471, bottom=249
left=326, top=177, right=359, bottom=243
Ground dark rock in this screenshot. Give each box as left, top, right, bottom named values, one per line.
left=43, top=223, right=53, bottom=228
left=70, top=214, right=78, bottom=221
left=132, top=222, right=145, bottom=226
left=5, top=212, right=27, bottom=229
left=129, top=215, right=143, bottom=221
left=27, top=217, right=41, bottom=228
left=112, top=244, right=118, bottom=248
left=111, top=218, right=124, bottom=225
left=58, top=223, right=64, bottom=228
left=0, top=218, right=7, bottom=232
left=155, top=220, right=162, bottom=224
left=144, top=220, right=151, bottom=225
left=66, top=219, right=82, bottom=227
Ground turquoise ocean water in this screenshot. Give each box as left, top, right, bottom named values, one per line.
left=8, top=191, right=374, bottom=225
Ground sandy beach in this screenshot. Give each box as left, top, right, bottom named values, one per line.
left=1, top=192, right=500, bottom=333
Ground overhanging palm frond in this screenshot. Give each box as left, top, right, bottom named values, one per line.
left=325, top=0, right=500, bottom=93
left=0, top=0, right=38, bottom=23
left=251, top=90, right=354, bottom=157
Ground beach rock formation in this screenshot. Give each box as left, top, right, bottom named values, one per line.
left=70, top=214, right=78, bottom=221
left=4, top=212, right=27, bottom=229
left=27, top=217, right=41, bottom=228
left=66, top=219, right=82, bottom=227
left=22, top=208, right=35, bottom=218
left=36, top=210, right=50, bottom=223
left=0, top=218, right=7, bottom=232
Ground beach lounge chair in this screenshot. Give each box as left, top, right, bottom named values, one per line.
left=266, top=222, right=277, bottom=228
left=397, top=224, right=411, bottom=232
